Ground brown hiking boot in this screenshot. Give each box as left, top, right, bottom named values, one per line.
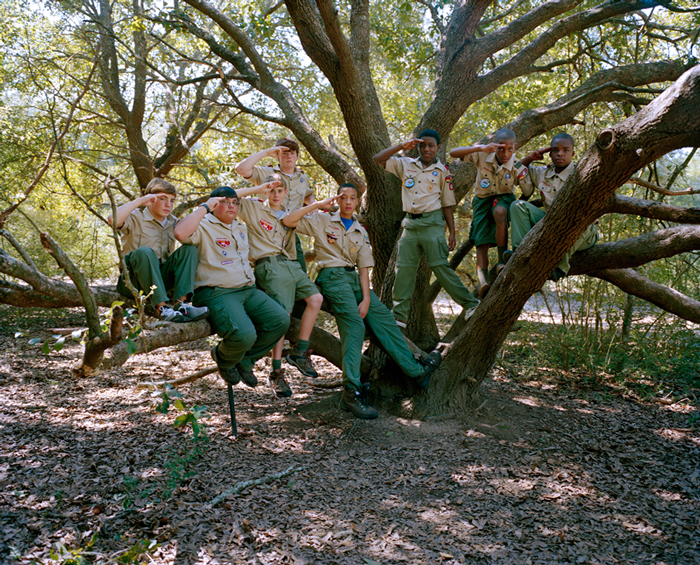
left=340, top=385, right=378, bottom=419
left=269, top=368, right=292, bottom=398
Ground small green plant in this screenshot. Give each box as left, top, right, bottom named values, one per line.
left=116, top=538, right=159, bottom=564
left=49, top=532, right=98, bottom=565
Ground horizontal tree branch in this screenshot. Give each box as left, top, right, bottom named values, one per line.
left=628, top=176, right=700, bottom=196
left=609, top=195, right=700, bottom=223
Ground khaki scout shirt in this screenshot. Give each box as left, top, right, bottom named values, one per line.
left=385, top=156, right=455, bottom=214
left=463, top=152, right=533, bottom=199
left=526, top=162, right=575, bottom=211
left=296, top=211, right=374, bottom=270
left=236, top=198, right=296, bottom=262
left=182, top=214, right=255, bottom=289
left=248, top=165, right=314, bottom=212
left=119, top=207, right=176, bottom=262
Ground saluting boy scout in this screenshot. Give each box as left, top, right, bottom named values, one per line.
left=450, top=128, right=533, bottom=299
left=234, top=174, right=324, bottom=398
left=108, top=177, right=209, bottom=323
left=235, top=138, right=314, bottom=274
left=173, top=186, right=290, bottom=388
left=372, top=129, right=480, bottom=330
left=282, top=183, right=441, bottom=420
left=505, top=133, right=599, bottom=281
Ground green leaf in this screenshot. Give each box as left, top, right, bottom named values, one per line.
left=42, top=341, right=51, bottom=354
left=173, top=399, right=186, bottom=412
left=125, top=338, right=138, bottom=355
left=173, top=414, right=189, bottom=428
left=53, top=337, right=65, bottom=352
left=29, top=337, right=42, bottom=345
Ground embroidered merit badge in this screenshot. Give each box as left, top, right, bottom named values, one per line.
left=260, top=219, right=274, bottom=231
left=505, top=173, right=511, bottom=179
left=480, top=179, right=491, bottom=188
left=518, top=168, right=528, bottom=180
left=216, top=239, right=231, bottom=248
left=327, top=234, right=338, bottom=244
left=404, top=179, right=415, bottom=189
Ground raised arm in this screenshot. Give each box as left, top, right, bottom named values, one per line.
left=282, top=195, right=340, bottom=228
left=234, top=180, right=281, bottom=200
left=173, top=196, right=225, bottom=242
left=107, top=194, right=157, bottom=228
left=372, top=138, right=422, bottom=169
left=449, top=143, right=505, bottom=159
left=519, top=147, right=552, bottom=167
left=235, top=146, right=289, bottom=178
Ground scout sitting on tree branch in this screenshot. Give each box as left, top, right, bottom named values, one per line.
left=108, top=177, right=209, bottom=323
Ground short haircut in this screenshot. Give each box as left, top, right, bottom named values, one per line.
left=494, top=128, right=516, bottom=144
left=210, top=186, right=238, bottom=199
left=146, top=177, right=177, bottom=196
left=551, top=133, right=575, bottom=147
left=275, top=137, right=299, bottom=153
left=418, top=129, right=441, bottom=145
left=337, top=182, right=359, bottom=197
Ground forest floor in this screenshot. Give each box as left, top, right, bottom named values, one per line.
left=0, top=305, right=698, bottom=565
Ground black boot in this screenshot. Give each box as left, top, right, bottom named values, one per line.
left=414, top=350, right=441, bottom=389
left=340, top=385, right=378, bottom=419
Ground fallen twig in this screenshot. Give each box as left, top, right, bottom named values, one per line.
left=138, top=366, right=218, bottom=389
left=209, top=464, right=307, bottom=506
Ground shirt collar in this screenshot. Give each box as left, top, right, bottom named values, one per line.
left=330, top=210, right=359, bottom=231
left=142, top=207, right=174, bottom=225
left=273, top=164, right=301, bottom=179
left=545, top=161, right=575, bottom=181
left=485, top=152, right=516, bottom=171
left=408, top=157, right=445, bottom=172
left=205, top=213, right=241, bottom=229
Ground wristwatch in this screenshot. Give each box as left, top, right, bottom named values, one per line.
left=200, top=203, right=211, bottom=213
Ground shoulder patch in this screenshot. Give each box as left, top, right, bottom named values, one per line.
left=518, top=168, right=528, bottom=180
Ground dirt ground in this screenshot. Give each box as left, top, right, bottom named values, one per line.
left=0, top=308, right=698, bottom=564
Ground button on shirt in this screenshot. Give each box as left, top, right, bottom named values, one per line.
left=181, top=214, right=255, bottom=289
left=526, top=162, right=575, bottom=211
left=296, top=211, right=374, bottom=270
left=119, top=207, right=176, bottom=261
left=385, top=156, right=455, bottom=214
left=248, top=165, right=314, bottom=212
left=463, top=152, right=533, bottom=199
left=236, top=198, right=296, bottom=262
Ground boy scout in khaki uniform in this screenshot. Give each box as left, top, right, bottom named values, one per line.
left=234, top=175, right=324, bottom=397
left=173, top=186, right=290, bottom=388
left=373, top=129, right=480, bottom=328
left=450, top=128, right=533, bottom=298
left=283, top=184, right=441, bottom=420
left=506, top=133, right=599, bottom=280
left=108, top=177, right=208, bottom=323
left=235, top=138, right=314, bottom=274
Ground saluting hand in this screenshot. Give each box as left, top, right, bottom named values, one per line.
left=401, top=138, right=424, bottom=151
left=139, top=194, right=158, bottom=207
left=481, top=143, right=506, bottom=153
left=528, top=147, right=552, bottom=162
left=205, top=196, right=227, bottom=210
left=265, top=146, right=289, bottom=159
left=256, top=180, right=282, bottom=195
left=316, top=194, right=340, bottom=210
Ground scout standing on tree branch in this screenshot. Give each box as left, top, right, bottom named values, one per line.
left=235, top=138, right=314, bottom=274
left=234, top=174, right=324, bottom=398
left=108, top=177, right=209, bottom=323
left=450, top=128, right=533, bottom=299
left=173, top=186, right=290, bottom=388
left=372, top=129, right=480, bottom=331
left=505, top=133, right=599, bottom=281
left=283, top=183, right=442, bottom=420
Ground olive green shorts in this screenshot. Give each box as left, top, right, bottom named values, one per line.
left=254, top=257, right=319, bottom=313
left=469, top=193, right=516, bottom=247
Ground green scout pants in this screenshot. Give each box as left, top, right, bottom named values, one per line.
left=254, top=257, right=318, bottom=313
left=117, top=245, right=198, bottom=307
left=193, top=285, right=290, bottom=371
left=393, top=209, right=478, bottom=322
left=316, top=267, right=424, bottom=390
left=469, top=193, right=516, bottom=247
left=510, top=200, right=600, bottom=274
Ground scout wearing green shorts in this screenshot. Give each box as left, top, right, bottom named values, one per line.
left=282, top=183, right=441, bottom=420
left=372, top=129, right=479, bottom=329
left=108, top=177, right=209, bottom=323
left=173, top=187, right=290, bottom=388
left=235, top=138, right=315, bottom=274
left=450, top=128, right=534, bottom=298
left=235, top=174, right=324, bottom=398
left=505, top=133, right=599, bottom=280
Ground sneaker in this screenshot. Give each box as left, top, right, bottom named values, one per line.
left=340, top=385, right=378, bottom=419
left=550, top=268, right=566, bottom=282
left=175, top=302, right=209, bottom=322
left=269, top=368, right=292, bottom=398
left=463, top=304, right=478, bottom=322
left=502, top=249, right=514, bottom=263
left=236, top=363, right=258, bottom=388
left=415, top=350, right=441, bottom=389
left=478, top=283, right=490, bottom=299
left=159, top=304, right=185, bottom=322
left=286, top=349, right=318, bottom=378
left=210, top=345, right=241, bottom=385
